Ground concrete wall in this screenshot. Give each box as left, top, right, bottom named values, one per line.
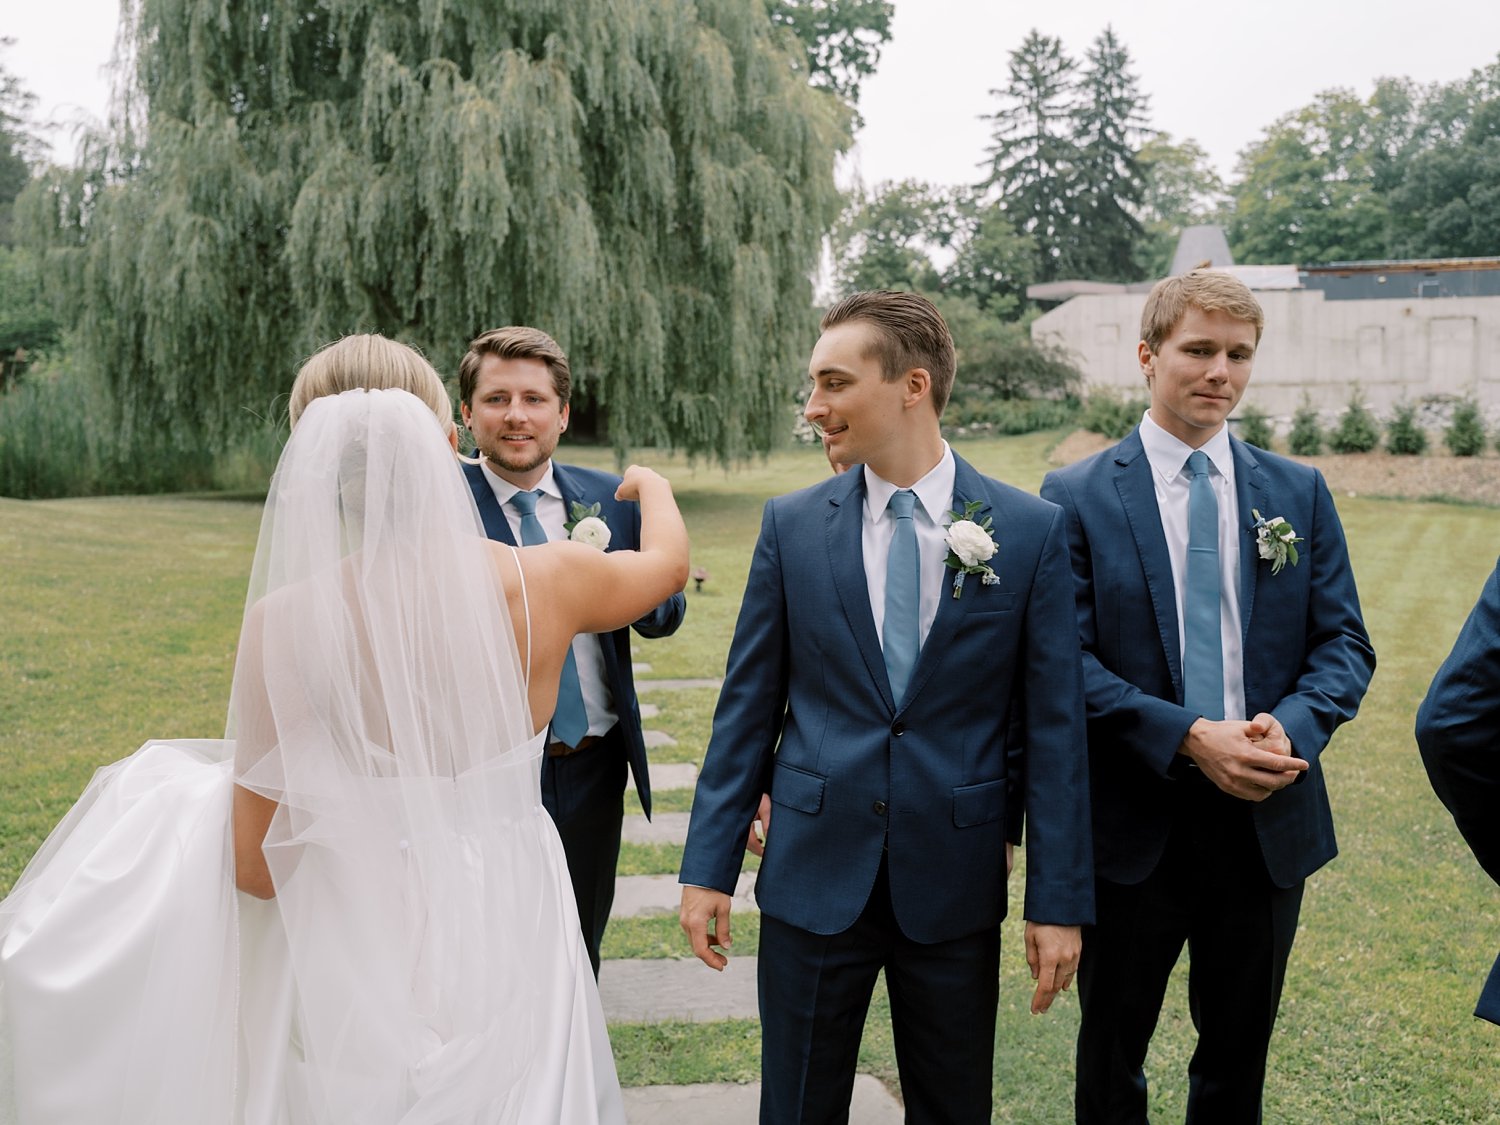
left=1032, top=288, right=1500, bottom=420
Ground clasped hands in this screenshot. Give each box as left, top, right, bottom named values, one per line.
left=1179, top=711, right=1307, bottom=800
left=677, top=794, right=1077, bottom=1014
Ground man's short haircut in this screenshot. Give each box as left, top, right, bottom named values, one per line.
left=458, top=326, right=572, bottom=407
left=289, top=334, right=450, bottom=430
left=1140, top=268, right=1265, bottom=353
left=820, top=290, right=957, bottom=416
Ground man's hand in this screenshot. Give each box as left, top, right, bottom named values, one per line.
left=1024, top=922, right=1081, bottom=1014
left=680, top=885, right=734, bottom=971
left=1179, top=716, right=1307, bottom=801
left=745, top=792, right=772, bottom=858
left=1006, top=841, right=1014, bottom=878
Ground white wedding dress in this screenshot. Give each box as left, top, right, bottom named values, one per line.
left=0, top=389, right=624, bottom=1124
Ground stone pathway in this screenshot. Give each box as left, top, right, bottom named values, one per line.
left=603, top=674, right=905, bottom=1121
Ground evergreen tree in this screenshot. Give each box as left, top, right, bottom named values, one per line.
left=1070, top=26, right=1149, bottom=281
left=1329, top=387, right=1380, bottom=453
left=1447, top=398, right=1488, bottom=456
left=29, top=0, right=847, bottom=461
left=1384, top=401, right=1428, bottom=455
left=1288, top=396, right=1324, bottom=456
left=979, top=31, right=1081, bottom=283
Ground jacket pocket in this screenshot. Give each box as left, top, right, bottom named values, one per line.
left=952, top=778, right=1005, bottom=828
left=771, top=762, right=826, bottom=815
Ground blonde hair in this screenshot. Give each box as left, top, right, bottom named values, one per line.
left=1140, top=269, right=1265, bottom=353
left=289, top=334, right=452, bottom=429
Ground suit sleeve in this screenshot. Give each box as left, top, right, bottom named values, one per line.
left=1018, top=505, right=1095, bottom=925
left=1268, top=470, right=1376, bottom=769
left=678, top=501, right=789, bottom=894
left=1415, top=558, right=1500, bottom=885
left=1040, top=470, right=1198, bottom=778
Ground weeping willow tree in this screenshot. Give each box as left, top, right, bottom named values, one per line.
left=26, top=0, right=849, bottom=461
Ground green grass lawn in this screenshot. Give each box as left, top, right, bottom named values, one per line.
left=3, top=433, right=1498, bottom=1120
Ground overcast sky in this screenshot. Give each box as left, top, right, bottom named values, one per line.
left=9, top=0, right=1500, bottom=189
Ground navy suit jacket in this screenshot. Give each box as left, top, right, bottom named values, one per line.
left=462, top=459, right=686, bottom=817
left=680, top=454, right=1094, bottom=944
left=1040, top=429, right=1375, bottom=889
left=1414, top=558, right=1500, bottom=1025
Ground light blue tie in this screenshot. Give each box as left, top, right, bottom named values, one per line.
left=509, top=489, right=589, bottom=747
left=883, top=489, right=920, bottom=704
left=1182, top=452, right=1224, bottom=721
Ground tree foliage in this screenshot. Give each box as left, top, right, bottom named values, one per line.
left=1230, top=60, right=1500, bottom=264
left=770, top=0, right=893, bottom=111
left=1135, top=134, right=1227, bottom=276
left=1329, top=386, right=1380, bottom=454
left=1069, top=26, right=1149, bottom=281
left=29, top=0, right=849, bottom=461
left=1288, top=397, right=1324, bottom=456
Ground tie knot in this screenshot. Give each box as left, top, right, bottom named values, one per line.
left=888, top=489, right=917, bottom=520
left=1185, top=451, right=1211, bottom=480
left=509, top=489, right=542, bottom=516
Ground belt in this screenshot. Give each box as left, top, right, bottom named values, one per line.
left=547, top=734, right=605, bottom=758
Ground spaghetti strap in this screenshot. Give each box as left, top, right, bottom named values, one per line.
left=508, top=546, right=532, bottom=687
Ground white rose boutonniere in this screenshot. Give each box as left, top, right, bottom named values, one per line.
left=943, top=500, right=1001, bottom=599
left=565, top=501, right=612, bottom=550
left=1251, top=508, right=1301, bottom=575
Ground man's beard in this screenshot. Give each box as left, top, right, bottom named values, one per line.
left=477, top=434, right=553, bottom=476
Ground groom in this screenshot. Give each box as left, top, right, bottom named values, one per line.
left=1040, top=269, right=1376, bottom=1122
left=679, top=290, right=1094, bottom=1123
left=459, top=325, right=686, bottom=975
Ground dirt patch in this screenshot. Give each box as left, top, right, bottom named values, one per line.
left=1048, top=431, right=1500, bottom=507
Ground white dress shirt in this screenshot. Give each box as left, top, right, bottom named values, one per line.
left=1138, top=413, right=1246, bottom=722
left=862, top=444, right=957, bottom=652
left=479, top=459, right=617, bottom=735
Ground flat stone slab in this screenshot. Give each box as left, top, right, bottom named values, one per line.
left=600, top=956, right=760, bottom=1023
left=612, top=871, right=757, bottom=919
left=647, top=762, right=698, bottom=790
left=643, top=729, right=677, bottom=748
left=621, top=811, right=690, bottom=846
left=637, top=678, right=723, bottom=692
left=621, top=1076, right=903, bottom=1123
left=632, top=662, right=652, bottom=676
left=639, top=702, right=660, bottom=720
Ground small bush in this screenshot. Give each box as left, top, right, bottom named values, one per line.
left=1329, top=387, right=1380, bottom=454
left=1081, top=389, right=1149, bottom=439
left=1384, top=402, right=1428, bottom=456
left=1235, top=405, right=1274, bottom=450
left=1288, top=397, right=1324, bottom=456
left=1446, top=399, right=1487, bottom=457
left=947, top=395, right=1080, bottom=434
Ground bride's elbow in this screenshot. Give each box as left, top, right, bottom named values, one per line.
left=235, top=864, right=277, bottom=900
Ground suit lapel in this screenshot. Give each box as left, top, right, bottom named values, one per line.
left=1113, top=430, right=1184, bottom=698
left=551, top=461, right=582, bottom=520
left=1232, top=437, right=1266, bottom=640
left=826, top=471, right=896, bottom=714
left=464, top=462, right=518, bottom=546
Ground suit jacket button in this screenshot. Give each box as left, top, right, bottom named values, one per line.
left=873, top=800, right=887, bottom=816
left=892, top=720, right=906, bottom=736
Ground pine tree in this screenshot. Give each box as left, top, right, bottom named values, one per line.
left=28, top=0, right=848, bottom=462
left=1070, top=26, right=1149, bottom=281
left=1234, top=404, right=1274, bottom=450
left=1384, top=401, right=1428, bottom=455
left=1447, top=399, right=1488, bottom=457
left=978, top=31, right=1081, bottom=283
left=1330, top=387, right=1380, bottom=453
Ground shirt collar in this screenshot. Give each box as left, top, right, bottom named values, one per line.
left=1139, top=412, right=1234, bottom=486
left=480, top=458, right=560, bottom=506
left=863, top=442, right=956, bottom=524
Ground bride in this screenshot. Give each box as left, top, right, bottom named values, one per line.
left=0, top=335, right=689, bottom=1123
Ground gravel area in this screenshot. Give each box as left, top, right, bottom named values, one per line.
left=1048, top=430, right=1500, bottom=507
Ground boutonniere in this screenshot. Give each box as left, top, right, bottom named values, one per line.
left=1251, top=508, right=1301, bottom=575
left=564, top=501, right=612, bottom=550
left=943, top=500, right=1001, bottom=599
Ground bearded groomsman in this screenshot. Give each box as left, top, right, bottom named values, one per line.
left=460, top=326, right=686, bottom=976
left=1040, top=269, right=1376, bottom=1123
